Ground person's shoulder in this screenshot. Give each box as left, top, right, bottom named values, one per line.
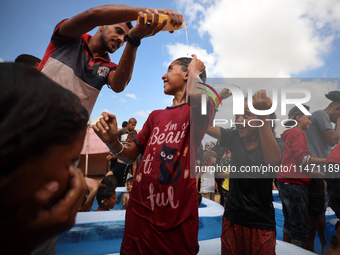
left=312, top=110, right=328, bottom=118
left=166, top=103, right=188, bottom=111
left=150, top=108, right=167, bottom=116
left=117, top=129, right=126, bottom=134
left=146, top=106, right=187, bottom=122
left=289, top=128, right=307, bottom=141
left=295, top=128, right=306, bottom=135
left=138, top=109, right=164, bottom=126
left=53, top=19, right=80, bottom=40
left=287, top=127, right=304, bottom=135
left=310, top=110, right=331, bottom=126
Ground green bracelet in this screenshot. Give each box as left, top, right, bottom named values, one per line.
left=110, top=142, right=124, bottom=156
left=215, top=107, right=219, bottom=112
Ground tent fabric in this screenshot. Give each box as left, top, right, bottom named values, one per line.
left=80, top=125, right=140, bottom=155
left=79, top=120, right=140, bottom=176
left=80, top=126, right=110, bottom=155
left=78, top=154, right=108, bottom=176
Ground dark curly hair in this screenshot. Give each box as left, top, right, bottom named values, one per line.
left=0, top=63, right=88, bottom=175
left=96, top=185, right=116, bottom=205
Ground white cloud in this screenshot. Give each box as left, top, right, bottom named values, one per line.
left=175, top=0, right=207, bottom=30
left=172, top=0, right=340, bottom=77
left=165, top=43, right=219, bottom=77
left=126, top=93, right=137, bottom=100
left=0, top=57, right=4, bottom=62
left=133, top=110, right=152, bottom=117
left=165, top=0, right=340, bottom=139
left=120, top=98, right=127, bottom=103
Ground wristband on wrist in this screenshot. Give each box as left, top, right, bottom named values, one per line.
left=124, top=34, right=141, bottom=48
left=110, top=142, right=124, bottom=156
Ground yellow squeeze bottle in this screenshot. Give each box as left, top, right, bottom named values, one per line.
left=137, top=13, right=186, bottom=31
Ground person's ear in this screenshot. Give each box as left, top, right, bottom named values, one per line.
left=184, top=70, right=189, bottom=81
left=99, top=25, right=105, bottom=32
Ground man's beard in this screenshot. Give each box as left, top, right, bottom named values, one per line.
left=99, top=33, right=116, bottom=54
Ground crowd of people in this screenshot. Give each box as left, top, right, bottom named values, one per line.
left=196, top=88, right=340, bottom=254
left=1, top=3, right=340, bottom=255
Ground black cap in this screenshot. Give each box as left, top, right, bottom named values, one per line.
left=325, top=91, right=340, bottom=102
left=284, top=105, right=310, bottom=127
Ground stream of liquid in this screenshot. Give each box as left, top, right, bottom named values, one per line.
left=183, top=22, right=190, bottom=56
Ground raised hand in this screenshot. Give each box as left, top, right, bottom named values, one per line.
left=92, top=112, right=118, bottom=145
left=219, top=88, right=232, bottom=101
left=157, top=8, right=185, bottom=30
left=188, top=54, right=206, bottom=77
left=129, top=9, right=184, bottom=39
left=253, top=89, right=272, bottom=111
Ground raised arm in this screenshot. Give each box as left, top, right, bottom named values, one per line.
left=186, top=54, right=206, bottom=108
left=80, top=177, right=100, bottom=212
left=253, top=90, right=281, bottom=165
left=58, top=5, right=184, bottom=38
left=105, top=10, right=166, bottom=93
left=92, top=112, right=141, bottom=164
left=322, top=117, right=340, bottom=147
left=88, top=7, right=183, bottom=93
left=206, top=88, right=232, bottom=139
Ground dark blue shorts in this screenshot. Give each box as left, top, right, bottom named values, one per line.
left=277, top=181, right=309, bottom=245
left=327, top=178, right=340, bottom=219
left=308, top=178, right=325, bottom=216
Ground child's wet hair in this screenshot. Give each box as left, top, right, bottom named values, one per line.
left=175, top=57, right=206, bottom=83
left=0, top=63, right=88, bottom=175
left=101, top=175, right=118, bottom=189
left=96, top=185, right=116, bottom=205
left=15, top=54, right=41, bottom=67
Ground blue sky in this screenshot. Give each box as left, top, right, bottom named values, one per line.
left=1, top=0, right=340, bottom=133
